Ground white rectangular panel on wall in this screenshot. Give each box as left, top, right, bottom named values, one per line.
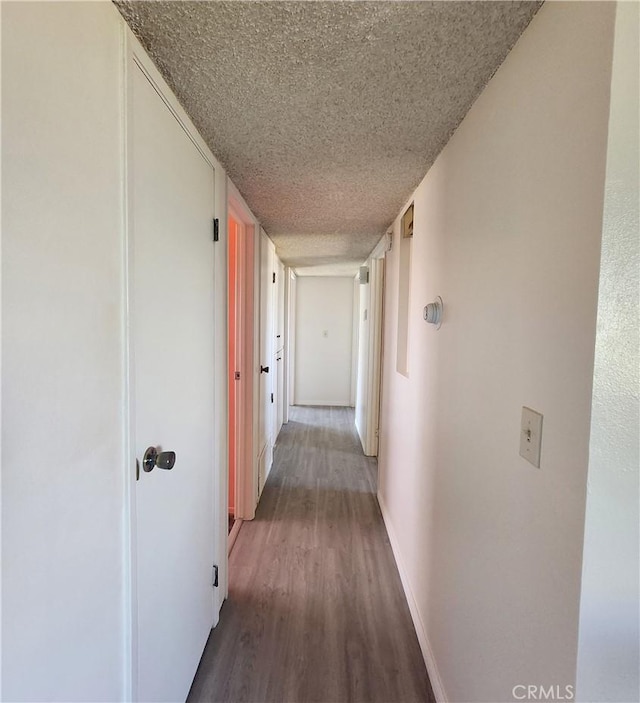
left=294, top=277, right=355, bottom=406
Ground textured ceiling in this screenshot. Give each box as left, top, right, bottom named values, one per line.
left=115, top=0, right=542, bottom=274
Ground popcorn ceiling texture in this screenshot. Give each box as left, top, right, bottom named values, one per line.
left=115, top=0, right=542, bottom=274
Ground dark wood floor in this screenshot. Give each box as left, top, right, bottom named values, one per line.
left=188, top=406, right=434, bottom=703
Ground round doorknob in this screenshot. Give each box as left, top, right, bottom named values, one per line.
left=260, top=365, right=270, bottom=374
left=143, top=446, right=176, bottom=472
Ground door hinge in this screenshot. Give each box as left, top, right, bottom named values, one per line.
left=272, top=272, right=276, bottom=283
left=212, top=564, right=219, bottom=588
left=213, top=218, right=219, bottom=242
left=270, top=392, right=274, bottom=403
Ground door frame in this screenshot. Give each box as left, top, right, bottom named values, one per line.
left=227, top=181, right=260, bottom=522
left=122, top=27, right=228, bottom=701
left=282, top=268, right=291, bottom=425
left=363, top=234, right=390, bottom=456
left=285, top=268, right=297, bottom=415
left=365, top=257, right=385, bottom=456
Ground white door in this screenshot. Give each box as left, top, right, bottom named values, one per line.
left=132, top=63, right=216, bottom=702
left=275, top=260, right=285, bottom=437
left=258, top=231, right=275, bottom=495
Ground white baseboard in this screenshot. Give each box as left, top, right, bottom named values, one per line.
left=294, top=400, right=353, bottom=407
left=228, top=518, right=243, bottom=555
left=377, top=491, right=448, bottom=703
left=355, top=418, right=367, bottom=453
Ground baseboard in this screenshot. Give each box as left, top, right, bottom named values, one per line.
left=377, top=491, right=448, bottom=703
left=294, top=400, right=353, bottom=407
left=355, top=418, right=367, bottom=453
left=228, top=518, right=243, bottom=555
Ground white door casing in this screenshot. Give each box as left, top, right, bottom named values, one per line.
left=275, top=260, right=285, bottom=439
left=287, top=271, right=298, bottom=413
left=227, top=190, right=259, bottom=522
left=367, top=257, right=385, bottom=456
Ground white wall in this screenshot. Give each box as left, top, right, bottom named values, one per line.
left=2, top=3, right=126, bottom=700
left=1, top=4, right=238, bottom=699
left=294, top=277, right=354, bottom=406
left=376, top=3, right=616, bottom=702
left=576, top=4, right=640, bottom=701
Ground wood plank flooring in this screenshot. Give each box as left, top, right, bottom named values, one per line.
left=188, top=406, right=435, bottom=703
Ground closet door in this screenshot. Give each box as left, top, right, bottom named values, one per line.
left=131, top=60, right=216, bottom=702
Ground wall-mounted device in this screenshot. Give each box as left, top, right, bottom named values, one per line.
left=520, top=406, right=543, bottom=468
left=385, top=231, right=393, bottom=252
left=423, top=296, right=443, bottom=329
left=359, top=266, right=369, bottom=284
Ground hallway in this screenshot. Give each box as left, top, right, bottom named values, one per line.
left=188, top=406, right=434, bottom=703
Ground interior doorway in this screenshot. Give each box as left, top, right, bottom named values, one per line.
left=369, top=255, right=386, bottom=457
left=227, top=194, right=258, bottom=551
left=355, top=234, right=389, bottom=458
left=228, top=214, right=240, bottom=535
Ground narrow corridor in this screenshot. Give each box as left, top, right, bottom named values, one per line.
left=188, top=406, right=434, bottom=703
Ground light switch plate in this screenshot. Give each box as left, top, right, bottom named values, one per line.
left=520, top=406, right=543, bottom=468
